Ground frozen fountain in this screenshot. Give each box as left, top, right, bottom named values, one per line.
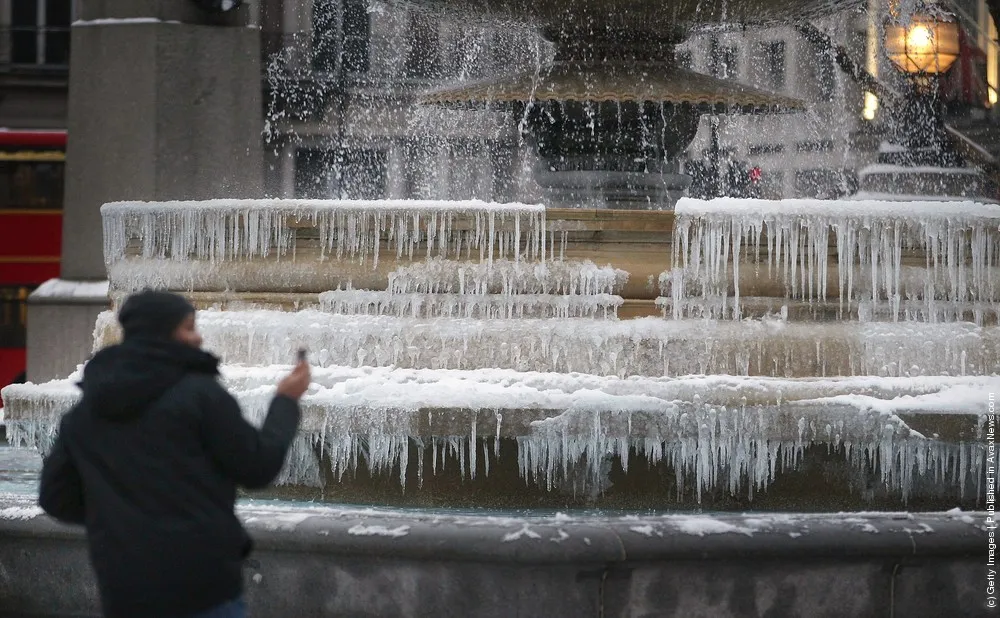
left=3, top=197, right=996, bottom=513
left=0, top=0, right=992, bottom=614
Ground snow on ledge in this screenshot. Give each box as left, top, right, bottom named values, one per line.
left=858, top=164, right=981, bottom=177
left=31, top=279, right=109, bottom=299
left=101, top=198, right=545, bottom=216
left=846, top=191, right=1000, bottom=204
left=674, top=197, right=1000, bottom=220
left=0, top=505, right=44, bottom=521
left=348, top=524, right=411, bottom=538
left=73, top=18, right=175, bottom=26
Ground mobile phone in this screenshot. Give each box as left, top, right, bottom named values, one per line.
left=297, top=348, right=308, bottom=363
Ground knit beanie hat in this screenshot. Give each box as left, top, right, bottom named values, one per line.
left=118, top=290, right=196, bottom=341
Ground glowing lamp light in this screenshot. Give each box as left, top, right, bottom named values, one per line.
left=885, top=16, right=960, bottom=74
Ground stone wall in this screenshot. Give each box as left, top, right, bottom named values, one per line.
left=0, top=505, right=987, bottom=617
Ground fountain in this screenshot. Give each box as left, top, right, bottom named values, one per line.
left=0, top=0, right=992, bottom=615
left=412, top=0, right=825, bottom=209
left=2, top=196, right=996, bottom=513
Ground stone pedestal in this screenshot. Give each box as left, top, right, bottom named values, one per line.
left=26, top=7, right=264, bottom=382
left=26, top=289, right=108, bottom=384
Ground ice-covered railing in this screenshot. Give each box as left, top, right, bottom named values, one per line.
left=89, top=309, right=1000, bottom=376
left=388, top=258, right=628, bottom=295
left=670, top=198, right=1000, bottom=321
left=102, top=199, right=546, bottom=268
left=318, top=290, right=623, bottom=319
left=3, top=369, right=990, bottom=500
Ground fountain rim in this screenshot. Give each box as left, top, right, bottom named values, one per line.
left=0, top=493, right=984, bottom=564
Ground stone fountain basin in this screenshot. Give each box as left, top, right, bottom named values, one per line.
left=0, top=491, right=987, bottom=617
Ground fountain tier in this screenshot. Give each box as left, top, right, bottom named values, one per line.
left=4, top=198, right=997, bottom=510
left=102, top=198, right=1000, bottom=321
left=4, top=369, right=990, bottom=507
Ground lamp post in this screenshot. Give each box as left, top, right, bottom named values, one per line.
left=855, top=7, right=996, bottom=199
left=882, top=11, right=961, bottom=167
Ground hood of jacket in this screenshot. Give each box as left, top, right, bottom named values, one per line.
left=79, top=338, right=220, bottom=422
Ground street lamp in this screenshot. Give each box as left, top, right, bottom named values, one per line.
left=881, top=10, right=962, bottom=167
left=853, top=7, right=995, bottom=198
left=884, top=14, right=960, bottom=75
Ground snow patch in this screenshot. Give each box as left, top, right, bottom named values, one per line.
left=73, top=18, right=167, bottom=26
left=0, top=505, right=43, bottom=520
left=629, top=525, right=659, bottom=537
left=945, top=507, right=977, bottom=524
left=668, top=517, right=755, bottom=536
left=244, top=511, right=312, bottom=531
left=502, top=524, right=542, bottom=542
left=31, top=279, right=109, bottom=299
left=347, top=524, right=410, bottom=538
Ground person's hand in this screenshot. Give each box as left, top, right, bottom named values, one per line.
left=276, top=360, right=311, bottom=401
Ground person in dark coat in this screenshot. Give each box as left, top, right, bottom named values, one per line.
left=39, top=290, right=310, bottom=618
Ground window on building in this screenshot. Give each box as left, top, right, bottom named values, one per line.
left=756, top=170, right=784, bottom=199
left=341, top=0, right=370, bottom=74
left=405, top=14, right=441, bottom=79
left=490, top=145, right=515, bottom=202
left=294, top=148, right=388, bottom=199
left=747, top=143, right=785, bottom=156
left=793, top=169, right=854, bottom=199
left=311, top=0, right=337, bottom=73
left=709, top=40, right=738, bottom=79
left=294, top=149, right=335, bottom=198
left=0, top=286, right=31, bottom=349
left=335, top=149, right=388, bottom=199
left=0, top=161, right=65, bottom=210
left=9, top=0, right=71, bottom=66
left=807, top=40, right=837, bottom=102
left=754, top=41, right=785, bottom=90
left=311, top=0, right=369, bottom=74
left=796, top=139, right=835, bottom=152
left=403, top=141, right=445, bottom=199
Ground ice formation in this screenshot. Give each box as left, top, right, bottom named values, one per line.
left=318, top=290, right=623, bottom=319
left=4, top=369, right=992, bottom=500
left=388, top=258, right=628, bottom=295
left=6, top=197, right=997, bottom=504
left=670, top=197, right=1000, bottom=322
left=90, top=309, right=1000, bottom=377
left=319, top=258, right=629, bottom=318
left=102, top=199, right=546, bottom=268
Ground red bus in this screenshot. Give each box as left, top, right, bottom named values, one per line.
left=0, top=129, right=65, bottom=400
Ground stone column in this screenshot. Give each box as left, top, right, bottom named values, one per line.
left=27, top=0, right=265, bottom=382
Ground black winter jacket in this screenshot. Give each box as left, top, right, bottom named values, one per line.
left=39, top=338, right=300, bottom=618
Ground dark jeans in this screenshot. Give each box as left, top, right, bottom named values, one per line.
left=188, top=598, right=246, bottom=618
